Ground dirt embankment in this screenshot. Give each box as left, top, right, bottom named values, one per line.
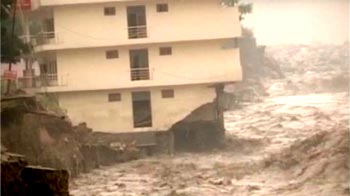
left=1, top=96, right=139, bottom=179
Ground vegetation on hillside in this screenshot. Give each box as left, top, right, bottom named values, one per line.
left=1, top=0, right=30, bottom=63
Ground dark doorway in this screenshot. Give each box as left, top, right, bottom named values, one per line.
left=132, top=91, right=152, bottom=128
left=129, top=49, right=150, bottom=80
left=127, top=6, right=147, bottom=38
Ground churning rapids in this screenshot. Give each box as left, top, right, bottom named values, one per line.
left=69, top=93, right=348, bottom=196
left=70, top=44, right=349, bottom=196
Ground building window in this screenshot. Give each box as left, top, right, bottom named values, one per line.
left=43, top=18, right=55, bottom=35
left=156, top=4, right=168, bottom=12
left=161, top=89, right=174, bottom=98
left=108, top=93, right=121, bottom=102
left=104, top=7, right=116, bottom=16
left=132, top=91, right=152, bottom=128
left=106, top=50, right=119, bottom=59
left=127, top=6, right=147, bottom=39
left=39, top=59, right=58, bottom=86
left=159, top=47, right=172, bottom=55
left=130, top=49, right=150, bottom=81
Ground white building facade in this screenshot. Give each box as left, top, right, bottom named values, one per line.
left=21, top=0, right=242, bottom=133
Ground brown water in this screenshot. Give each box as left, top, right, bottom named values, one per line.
left=69, top=91, right=349, bottom=196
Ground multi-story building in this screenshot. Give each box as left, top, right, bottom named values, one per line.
left=20, top=0, right=242, bottom=147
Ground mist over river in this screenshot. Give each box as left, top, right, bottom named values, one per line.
left=242, top=0, right=349, bottom=45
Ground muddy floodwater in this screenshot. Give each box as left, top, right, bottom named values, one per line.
left=69, top=91, right=349, bottom=196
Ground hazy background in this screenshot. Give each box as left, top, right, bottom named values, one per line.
left=241, top=0, right=349, bottom=45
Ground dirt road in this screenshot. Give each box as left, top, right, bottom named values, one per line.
left=70, top=91, right=349, bottom=196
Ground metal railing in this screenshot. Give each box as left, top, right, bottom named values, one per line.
left=39, top=74, right=58, bottom=86
left=17, top=74, right=69, bottom=88
left=128, top=25, right=147, bottom=39
left=19, top=31, right=61, bottom=46
left=18, top=35, right=37, bottom=44
left=134, top=118, right=152, bottom=128
left=130, top=68, right=150, bottom=81
left=35, top=31, right=58, bottom=45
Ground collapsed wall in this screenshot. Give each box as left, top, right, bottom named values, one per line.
left=169, top=85, right=226, bottom=152
left=80, top=88, right=227, bottom=153
left=71, top=85, right=228, bottom=153
left=1, top=84, right=229, bottom=189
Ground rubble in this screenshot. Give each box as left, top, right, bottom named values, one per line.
left=170, top=102, right=224, bottom=152
left=1, top=151, right=70, bottom=196
left=170, top=85, right=226, bottom=152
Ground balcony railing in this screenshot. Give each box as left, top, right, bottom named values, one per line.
left=128, top=25, right=147, bottom=39
left=17, top=74, right=68, bottom=88
left=18, top=35, right=37, bottom=44
left=39, top=74, right=58, bottom=86
left=20, top=31, right=60, bottom=46
left=131, top=68, right=150, bottom=81
left=36, top=31, right=59, bottom=45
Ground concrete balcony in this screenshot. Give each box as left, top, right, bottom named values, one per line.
left=18, top=74, right=69, bottom=90
left=18, top=64, right=240, bottom=93
left=27, top=0, right=241, bottom=52
left=18, top=35, right=37, bottom=44
left=36, top=0, right=139, bottom=7
left=20, top=31, right=62, bottom=52
left=35, top=32, right=59, bottom=45
left=23, top=39, right=242, bottom=93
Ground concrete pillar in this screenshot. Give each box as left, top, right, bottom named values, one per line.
left=23, top=14, right=31, bottom=43
left=215, top=84, right=226, bottom=143
left=23, top=57, right=34, bottom=88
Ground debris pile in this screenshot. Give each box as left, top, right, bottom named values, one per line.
left=1, top=149, right=70, bottom=196
left=170, top=102, right=225, bottom=152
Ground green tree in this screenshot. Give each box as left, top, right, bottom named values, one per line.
left=222, top=0, right=253, bottom=20
left=1, top=0, right=30, bottom=63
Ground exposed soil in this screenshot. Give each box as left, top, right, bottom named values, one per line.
left=1, top=98, right=141, bottom=179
